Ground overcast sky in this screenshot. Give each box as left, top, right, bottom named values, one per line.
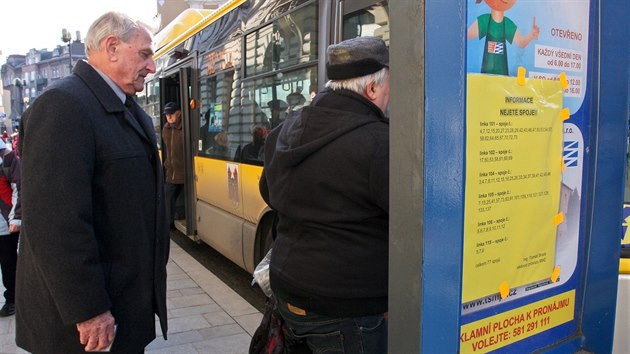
left=0, top=0, right=159, bottom=63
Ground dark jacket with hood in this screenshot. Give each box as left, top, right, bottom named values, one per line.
left=260, top=88, right=389, bottom=317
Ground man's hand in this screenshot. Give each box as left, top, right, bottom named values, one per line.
left=76, top=311, right=116, bottom=351
left=8, top=224, right=20, bottom=233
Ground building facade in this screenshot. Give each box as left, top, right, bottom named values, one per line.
left=0, top=41, right=85, bottom=132
left=0, top=0, right=226, bottom=133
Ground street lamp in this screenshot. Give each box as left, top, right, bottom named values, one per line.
left=61, top=28, right=73, bottom=73
left=13, top=78, right=25, bottom=112
left=11, top=79, right=26, bottom=130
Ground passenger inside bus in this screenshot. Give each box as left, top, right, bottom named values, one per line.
left=200, top=105, right=227, bottom=155
left=200, top=110, right=214, bottom=152
left=240, top=97, right=268, bottom=128
left=240, top=126, right=267, bottom=163
left=212, top=130, right=230, bottom=156
left=286, top=92, right=307, bottom=112
left=267, top=99, right=288, bottom=128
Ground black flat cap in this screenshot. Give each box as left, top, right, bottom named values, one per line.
left=326, top=36, right=389, bottom=80
left=164, top=102, right=180, bottom=115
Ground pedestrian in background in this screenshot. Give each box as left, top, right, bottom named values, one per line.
left=16, top=11, right=169, bottom=353
left=259, top=36, right=390, bottom=353
left=10, top=133, right=19, bottom=157
left=162, top=101, right=185, bottom=230
left=0, top=139, right=21, bottom=318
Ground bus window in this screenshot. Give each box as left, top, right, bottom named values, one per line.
left=138, top=78, right=162, bottom=147
left=245, top=2, right=318, bottom=76
left=233, top=88, right=268, bottom=163
left=198, top=39, right=242, bottom=160
left=343, top=1, right=389, bottom=46
left=243, top=66, right=316, bottom=131
left=199, top=69, right=236, bottom=159
left=233, top=125, right=265, bottom=164
left=342, top=1, right=390, bottom=117
left=147, top=80, right=161, bottom=145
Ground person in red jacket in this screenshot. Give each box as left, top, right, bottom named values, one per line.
left=0, top=139, right=21, bottom=317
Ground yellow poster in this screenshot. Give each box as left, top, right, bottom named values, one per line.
left=623, top=204, right=630, bottom=245
left=463, top=74, right=564, bottom=303
left=460, top=290, right=575, bottom=353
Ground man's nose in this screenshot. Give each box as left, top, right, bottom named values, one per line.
left=146, top=58, right=157, bottom=73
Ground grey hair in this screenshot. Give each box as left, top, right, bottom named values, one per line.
left=84, top=12, right=150, bottom=57
left=325, top=67, right=389, bottom=95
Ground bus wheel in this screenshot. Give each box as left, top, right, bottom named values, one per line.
left=256, top=214, right=275, bottom=266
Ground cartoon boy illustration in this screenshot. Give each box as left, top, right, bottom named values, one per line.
left=468, top=0, right=540, bottom=75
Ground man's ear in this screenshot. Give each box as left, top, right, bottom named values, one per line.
left=365, top=81, right=378, bottom=101
left=104, top=36, right=119, bottom=61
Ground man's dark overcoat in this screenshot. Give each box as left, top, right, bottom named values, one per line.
left=15, top=60, right=169, bottom=353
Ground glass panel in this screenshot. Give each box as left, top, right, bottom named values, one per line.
left=198, top=39, right=245, bottom=160
left=239, top=65, right=317, bottom=165
left=141, top=79, right=161, bottom=146
left=245, top=2, right=318, bottom=77
left=343, top=2, right=390, bottom=117
left=245, top=23, right=274, bottom=76
left=201, top=39, right=241, bottom=77
left=245, top=0, right=312, bottom=30
left=342, top=1, right=389, bottom=46
left=199, top=69, right=238, bottom=160
left=138, top=79, right=161, bottom=146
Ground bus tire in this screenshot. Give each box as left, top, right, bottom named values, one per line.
left=256, top=213, right=276, bottom=266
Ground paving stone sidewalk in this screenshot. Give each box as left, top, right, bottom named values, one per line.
left=0, top=240, right=262, bottom=354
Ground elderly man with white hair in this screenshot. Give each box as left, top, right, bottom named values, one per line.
left=259, top=36, right=390, bottom=354
left=16, top=11, right=168, bottom=353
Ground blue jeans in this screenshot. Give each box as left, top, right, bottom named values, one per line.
left=275, top=296, right=387, bottom=354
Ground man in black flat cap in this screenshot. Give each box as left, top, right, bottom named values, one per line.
left=162, top=101, right=185, bottom=230
left=259, top=36, right=390, bottom=354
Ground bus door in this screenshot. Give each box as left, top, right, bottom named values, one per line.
left=160, top=64, right=197, bottom=236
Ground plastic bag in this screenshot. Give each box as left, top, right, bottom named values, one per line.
left=252, top=248, right=273, bottom=297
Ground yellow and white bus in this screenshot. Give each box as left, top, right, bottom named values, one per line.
left=137, top=0, right=390, bottom=273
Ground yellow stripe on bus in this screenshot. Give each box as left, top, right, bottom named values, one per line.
left=153, top=9, right=213, bottom=51
left=154, top=0, right=247, bottom=59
